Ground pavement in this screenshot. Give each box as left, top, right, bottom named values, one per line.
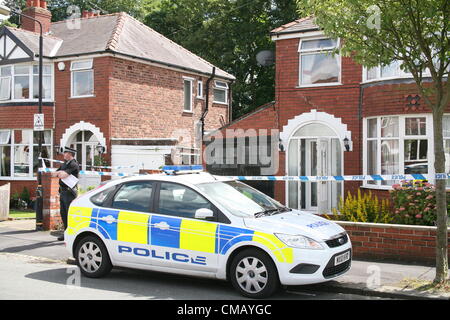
left=0, top=218, right=448, bottom=300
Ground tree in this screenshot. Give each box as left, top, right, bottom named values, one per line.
left=298, top=0, right=449, bottom=283
left=145, top=0, right=298, bottom=119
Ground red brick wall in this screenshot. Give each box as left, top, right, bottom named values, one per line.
left=339, top=221, right=450, bottom=264
left=53, top=56, right=112, bottom=162
left=109, top=57, right=228, bottom=143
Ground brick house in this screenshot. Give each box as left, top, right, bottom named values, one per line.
left=0, top=1, right=234, bottom=197
left=207, top=17, right=450, bottom=214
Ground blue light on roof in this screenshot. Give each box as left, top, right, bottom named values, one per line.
left=162, top=165, right=204, bottom=173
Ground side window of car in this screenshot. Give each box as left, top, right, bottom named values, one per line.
left=111, top=181, right=153, bottom=213
left=90, top=186, right=116, bottom=207
left=158, top=182, right=214, bottom=219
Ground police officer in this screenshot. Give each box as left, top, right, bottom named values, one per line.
left=53, top=147, right=79, bottom=241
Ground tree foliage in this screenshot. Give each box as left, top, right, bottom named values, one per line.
left=298, top=0, right=449, bottom=283
left=145, top=0, right=298, bottom=119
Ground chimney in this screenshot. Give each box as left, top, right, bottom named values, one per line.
left=22, top=0, right=52, bottom=34
left=82, top=10, right=99, bottom=19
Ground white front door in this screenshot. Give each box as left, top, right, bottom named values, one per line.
left=317, top=138, right=331, bottom=214
left=72, top=131, right=101, bottom=189
left=287, top=134, right=342, bottom=214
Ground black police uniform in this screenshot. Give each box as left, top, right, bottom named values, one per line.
left=57, top=157, right=80, bottom=231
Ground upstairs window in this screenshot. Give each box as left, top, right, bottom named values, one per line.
left=183, top=78, right=194, bottom=112
left=298, top=38, right=340, bottom=86
left=197, top=80, right=203, bottom=98
left=0, top=64, right=53, bottom=101
left=71, top=60, right=94, bottom=98
left=213, top=81, right=228, bottom=104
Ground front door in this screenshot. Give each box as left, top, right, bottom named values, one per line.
left=72, top=131, right=101, bottom=189
left=301, top=138, right=330, bottom=212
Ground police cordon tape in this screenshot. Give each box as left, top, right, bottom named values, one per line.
left=38, top=167, right=450, bottom=181
left=38, top=157, right=136, bottom=170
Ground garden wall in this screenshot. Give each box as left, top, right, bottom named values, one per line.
left=337, top=221, right=450, bottom=265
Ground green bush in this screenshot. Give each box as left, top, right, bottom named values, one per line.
left=326, top=190, right=392, bottom=224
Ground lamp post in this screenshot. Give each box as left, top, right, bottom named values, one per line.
left=0, top=5, right=44, bottom=230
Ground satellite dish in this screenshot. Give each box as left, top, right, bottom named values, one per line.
left=256, top=50, right=275, bottom=67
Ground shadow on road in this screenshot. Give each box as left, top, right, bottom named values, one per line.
left=23, top=266, right=325, bottom=300
left=0, top=240, right=63, bottom=254
left=24, top=266, right=245, bottom=300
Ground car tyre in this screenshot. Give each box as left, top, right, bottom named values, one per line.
left=75, top=235, right=112, bottom=278
left=230, top=248, right=280, bottom=299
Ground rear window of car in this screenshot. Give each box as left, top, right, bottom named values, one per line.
left=90, top=186, right=116, bottom=207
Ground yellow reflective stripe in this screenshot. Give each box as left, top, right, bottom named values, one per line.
left=117, top=211, right=149, bottom=244
left=179, top=219, right=217, bottom=253
left=67, top=207, right=92, bottom=235
left=252, top=232, right=293, bottom=263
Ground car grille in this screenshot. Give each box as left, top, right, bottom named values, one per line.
left=322, top=249, right=352, bottom=279
left=325, top=233, right=349, bottom=248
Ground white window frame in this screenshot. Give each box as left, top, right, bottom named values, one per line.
left=71, top=59, right=94, bottom=98
left=298, top=36, right=342, bottom=88
left=361, top=114, right=448, bottom=190
left=0, top=63, right=54, bottom=102
left=183, top=77, right=194, bottom=112
left=362, top=61, right=432, bottom=83
left=0, top=129, right=53, bottom=180
left=197, top=80, right=204, bottom=99
left=213, top=80, right=229, bottom=105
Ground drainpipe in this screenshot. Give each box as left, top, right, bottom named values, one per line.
left=201, top=67, right=216, bottom=138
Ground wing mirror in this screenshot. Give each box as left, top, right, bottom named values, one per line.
left=195, top=208, right=214, bottom=220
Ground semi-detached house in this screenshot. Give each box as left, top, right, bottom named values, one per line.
left=0, top=1, right=234, bottom=196
left=208, top=17, right=450, bottom=214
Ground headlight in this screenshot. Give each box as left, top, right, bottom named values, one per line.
left=275, top=233, right=324, bottom=250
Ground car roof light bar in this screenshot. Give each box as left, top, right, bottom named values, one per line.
left=162, top=165, right=204, bottom=175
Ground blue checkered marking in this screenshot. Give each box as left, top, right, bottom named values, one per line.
left=150, top=215, right=182, bottom=248
left=217, top=225, right=254, bottom=255
left=90, top=208, right=119, bottom=240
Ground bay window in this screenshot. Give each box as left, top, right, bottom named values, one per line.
left=364, top=115, right=450, bottom=188
left=0, top=129, right=52, bottom=179
left=71, top=60, right=94, bottom=98
left=0, top=64, right=53, bottom=101
left=298, top=38, right=340, bottom=86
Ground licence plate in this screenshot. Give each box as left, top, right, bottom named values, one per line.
left=334, top=251, right=350, bottom=266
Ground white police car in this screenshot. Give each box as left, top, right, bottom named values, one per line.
left=66, top=166, right=351, bottom=299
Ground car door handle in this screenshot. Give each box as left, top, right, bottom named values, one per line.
left=155, top=221, right=170, bottom=230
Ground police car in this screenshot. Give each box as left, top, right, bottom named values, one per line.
left=66, top=166, right=351, bottom=299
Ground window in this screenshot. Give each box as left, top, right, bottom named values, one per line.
left=364, top=60, right=429, bottom=82
left=111, top=182, right=153, bottom=212
left=197, top=80, right=203, bottom=98
left=0, top=129, right=52, bottom=178
left=33, top=65, right=52, bottom=99
left=90, top=186, right=116, bottom=207
left=71, top=60, right=94, bottom=97
left=0, top=64, right=53, bottom=101
left=298, top=38, right=340, bottom=86
left=0, top=130, right=11, bottom=177
left=364, top=116, right=436, bottom=188
left=157, top=182, right=214, bottom=219
left=213, top=81, right=228, bottom=104
left=183, top=78, right=193, bottom=112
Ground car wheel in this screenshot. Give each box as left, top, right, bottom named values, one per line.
left=75, top=235, right=112, bottom=278
left=230, top=249, right=280, bottom=299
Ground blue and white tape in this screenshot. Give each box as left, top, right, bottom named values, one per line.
left=39, top=157, right=136, bottom=170
left=38, top=167, right=450, bottom=181
left=225, top=173, right=450, bottom=181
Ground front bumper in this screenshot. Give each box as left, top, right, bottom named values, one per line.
left=277, top=242, right=352, bottom=286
